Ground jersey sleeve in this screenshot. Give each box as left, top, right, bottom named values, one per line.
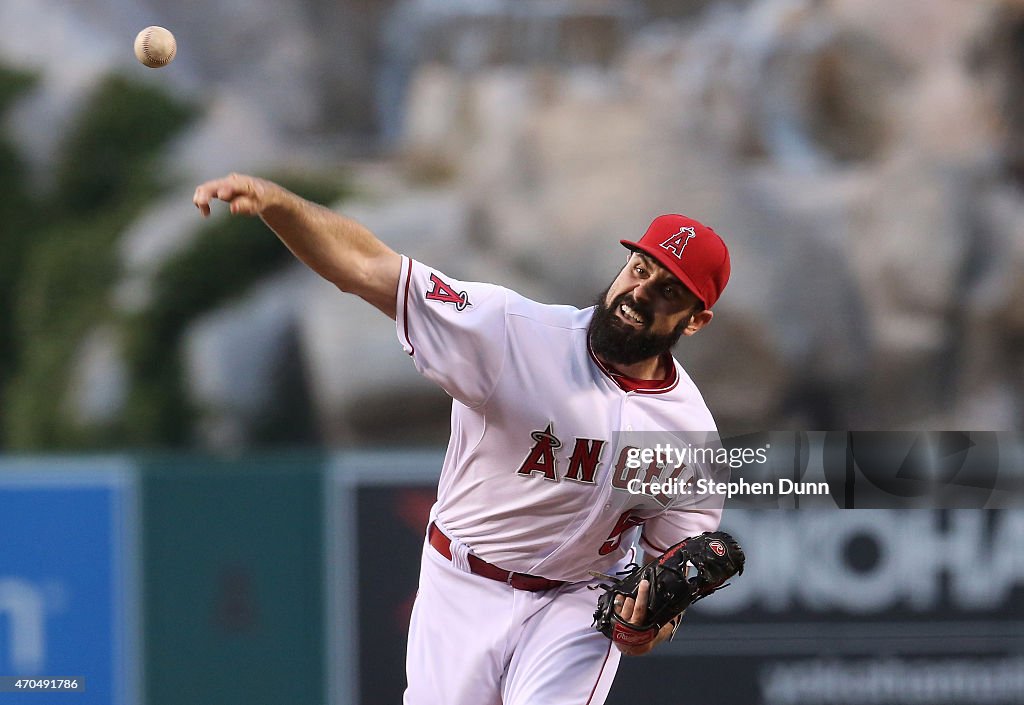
left=639, top=506, right=722, bottom=555
left=395, top=256, right=509, bottom=408
left=639, top=437, right=726, bottom=555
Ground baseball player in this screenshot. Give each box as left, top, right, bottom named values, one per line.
left=193, top=173, right=734, bottom=704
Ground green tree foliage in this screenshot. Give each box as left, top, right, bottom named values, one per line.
left=120, top=175, right=345, bottom=446
left=2, top=65, right=347, bottom=450
left=0, top=66, right=40, bottom=445
left=0, top=65, right=35, bottom=114
left=5, top=207, right=129, bottom=448
left=53, top=74, right=195, bottom=217
left=4, top=70, right=197, bottom=449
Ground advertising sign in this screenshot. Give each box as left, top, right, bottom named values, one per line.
left=0, top=459, right=139, bottom=705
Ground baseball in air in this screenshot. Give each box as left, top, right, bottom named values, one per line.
left=134, top=26, right=176, bottom=68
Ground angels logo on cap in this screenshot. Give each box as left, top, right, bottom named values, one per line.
left=660, top=226, right=697, bottom=259
left=620, top=214, right=731, bottom=309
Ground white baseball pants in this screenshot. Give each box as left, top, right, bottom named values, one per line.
left=403, top=539, right=622, bottom=705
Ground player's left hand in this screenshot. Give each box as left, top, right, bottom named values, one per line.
left=593, top=530, right=744, bottom=654
left=612, top=579, right=676, bottom=656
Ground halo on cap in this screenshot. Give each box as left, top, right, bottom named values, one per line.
left=619, top=214, right=731, bottom=309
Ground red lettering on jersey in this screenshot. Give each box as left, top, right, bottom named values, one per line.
left=425, top=273, right=470, bottom=311
left=611, top=446, right=680, bottom=503
left=600, top=510, right=645, bottom=555
left=564, top=438, right=605, bottom=484
left=611, top=446, right=641, bottom=490
left=516, top=424, right=562, bottom=481
left=640, top=458, right=661, bottom=485
left=651, top=460, right=688, bottom=507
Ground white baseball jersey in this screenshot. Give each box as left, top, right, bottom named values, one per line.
left=395, top=256, right=724, bottom=582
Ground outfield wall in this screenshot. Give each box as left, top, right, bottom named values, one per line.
left=1, top=446, right=1021, bottom=705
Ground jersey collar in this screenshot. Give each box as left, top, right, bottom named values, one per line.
left=587, top=341, right=680, bottom=394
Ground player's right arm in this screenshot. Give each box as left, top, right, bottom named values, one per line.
left=192, top=173, right=402, bottom=319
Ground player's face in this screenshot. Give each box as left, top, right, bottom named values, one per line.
left=589, top=253, right=710, bottom=366
left=606, top=252, right=705, bottom=335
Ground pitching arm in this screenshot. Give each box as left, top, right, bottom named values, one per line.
left=193, top=173, right=402, bottom=319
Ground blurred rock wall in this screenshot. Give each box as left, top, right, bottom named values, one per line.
left=4, top=0, right=1022, bottom=448
left=360, top=0, right=1024, bottom=435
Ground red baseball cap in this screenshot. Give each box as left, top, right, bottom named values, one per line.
left=620, top=214, right=731, bottom=309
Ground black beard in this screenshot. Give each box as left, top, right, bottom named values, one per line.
left=588, top=288, right=688, bottom=367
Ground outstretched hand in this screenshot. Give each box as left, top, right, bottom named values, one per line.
left=193, top=172, right=277, bottom=218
